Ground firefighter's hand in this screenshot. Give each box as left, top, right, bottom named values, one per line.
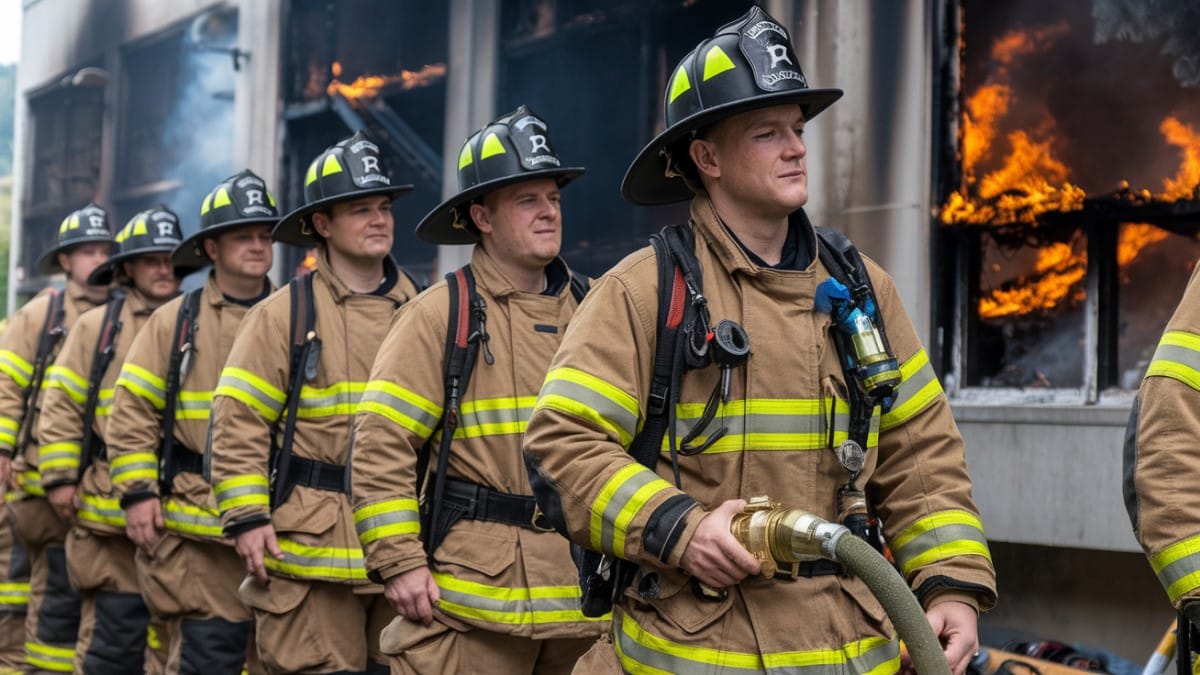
left=385, top=566, right=440, bottom=626
left=125, top=498, right=165, bottom=553
left=680, top=499, right=761, bottom=589
left=234, top=524, right=284, bottom=585
left=47, top=484, right=77, bottom=522
left=913, top=600, right=978, bottom=675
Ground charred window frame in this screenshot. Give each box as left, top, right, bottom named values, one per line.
left=21, top=76, right=104, bottom=287
left=280, top=0, right=448, bottom=283
left=932, top=0, right=1200, bottom=405
left=495, top=0, right=751, bottom=277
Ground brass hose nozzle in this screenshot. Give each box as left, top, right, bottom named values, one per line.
left=729, top=496, right=850, bottom=579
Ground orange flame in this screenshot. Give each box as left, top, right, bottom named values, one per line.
left=1160, top=117, right=1200, bottom=200
left=326, top=61, right=448, bottom=100
left=979, top=242, right=1086, bottom=319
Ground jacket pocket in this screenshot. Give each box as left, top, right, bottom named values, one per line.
left=237, top=574, right=311, bottom=614
left=271, top=486, right=339, bottom=538
left=435, top=523, right=515, bottom=577
left=636, top=567, right=732, bottom=635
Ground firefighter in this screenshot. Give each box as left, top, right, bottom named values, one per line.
left=38, top=206, right=190, bottom=674
left=350, top=106, right=604, bottom=673
left=209, top=131, right=421, bottom=674
left=523, top=7, right=997, bottom=674
left=105, top=170, right=279, bottom=674
left=0, top=204, right=112, bottom=673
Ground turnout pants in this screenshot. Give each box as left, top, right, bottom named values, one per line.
left=381, top=616, right=594, bottom=675
left=136, top=533, right=255, bottom=675
left=238, top=577, right=395, bottom=674
left=8, top=498, right=76, bottom=673
left=0, top=506, right=29, bottom=672
left=66, top=526, right=173, bottom=675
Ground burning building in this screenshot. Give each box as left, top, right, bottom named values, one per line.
left=10, top=0, right=1200, bottom=657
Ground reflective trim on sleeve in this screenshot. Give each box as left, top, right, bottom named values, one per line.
left=589, top=463, right=676, bottom=558
left=890, top=509, right=992, bottom=578
left=263, top=536, right=368, bottom=582
left=115, top=363, right=167, bottom=410
left=0, top=581, right=29, bottom=606
left=1146, top=331, right=1200, bottom=391
left=614, top=610, right=901, bottom=675
left=454, top=396, right=536, bottom=439
left=44, top=366, right=88, bottom=404
left=16, top=470, right=44, bottom=497
left=536, top=367, right=639, bottom=446
left=880, top=349, right=943, bottom=431
left=78, top=493, right=126, bottom=528
left=0, top=349, right=33, bottom=388
left=214, top=474, right=270, bottom=512
left=38, top=442, right=82, bottom=473
left=163, top=499, right=224, bottom=539
left=110, top=451, right=159, bottom=485
left=354, top=498, right=420, bottom=544
left=25, top=641, right=75, bottom=672
left=214, top=367, right=285, bottom=423
left=0, top=416, right=19, bottom=451
left=175, top=391, right=213, bottom=421
left=94, top=389, right=115, bottom=418
left=1151, top=534, right=1200, bottom=604
left=358, top=380, right=442, bottom=438
left=432, top=571, right=605, bottom=628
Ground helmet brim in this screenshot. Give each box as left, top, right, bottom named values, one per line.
left=621, top=88, right=843, bottom=206
left=172, top=217, right=281, bottom=268
left=35, top=236, right=115, bottom=276
left=272, top=185, right=414, bottom=247
left=87, top=247, right=200, bottom=286
left=415, top=168, right=586, bottom=245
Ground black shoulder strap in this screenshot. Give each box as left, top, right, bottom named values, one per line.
left=815, top=226, right=890, bottom=342
left=269, top=273, right=317, bottom=509
left=569, top=273, right=590, bottom=303
left=18, top=290, right=66, bottom=449
left=79, top=291, right=126, bottom=477
left=159, top=288, right=204, bottom=495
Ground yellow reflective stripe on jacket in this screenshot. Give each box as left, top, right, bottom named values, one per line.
left=614, top=611, right=901, bottom=675
left=880, top=349, right=943, bottom=431
left=44, top=365, right=88, bottom=404
left=664, top=398, right=879, bottom=454
left=432, top=571, right=605, bottom=627
left=590, top=463, right=675, bottom=557
left=94, top=388, right=115, bottom=418
left=163, top=499, right=223, bottom=538
left=297, top=381, right=366, bottom=418
left=115, top=363, right=166, bottom=410
left=263, top=536, right=367, bottom=581
left=358, top=380, right=442, bottom=437
left=25, top=641, right=75, bottom=672
left=17, top=470, right=44, bottom=497
left=0, top=416, right=19, bottom=450
left=354, top=498, right=420, bottom=544
left=891, top=510, right=991, bottom=578
left=1147, top=331, right=1200, bottom=390
left=214, top=474, right=270, bottom=512
left=215, top=367, right=285, bottom=423
left=78, top=493, right=125, bottom=527
left=38, top=442, right=81, bottom=473
left=110, top=451, right=159, bottom=485
left=829, top=398, right=881, bottom=449
left=453, top=396, right=536, bottom=439
left=176, top=391, right=213, bottom=421
left=0, top=581, right=29, bottom=606
left=1150, top=534, right=1200, bottom=604
left=0, top=349, right=33, bottom=387
left=537, top=367, right=639, bottom=446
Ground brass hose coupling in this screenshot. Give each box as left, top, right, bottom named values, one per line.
left=729, top=496, right=851, bottom=579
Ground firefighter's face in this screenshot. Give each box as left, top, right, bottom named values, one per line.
left=58, top=242, right=112, bottom=287
left=690, top=104, right=808, bottom=217
left=124, top=253, right=179, bottom=303
left=470, top=178, right=562, bottom=270
left=206, top=225, right=273, bottom=281
left=312, top=196, right=394, bottom=263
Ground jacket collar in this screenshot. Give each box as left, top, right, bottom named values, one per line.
left=202, top=272, right=274, bottom=307
left=468, top=245, right=572, bottom=300
left=314, top=247, right=408, bottom=304
left=118, top=286, right=164, bottom=316
left=689, top=195, right=818, bottom=277
left=65, top=279, right=104, bottom=308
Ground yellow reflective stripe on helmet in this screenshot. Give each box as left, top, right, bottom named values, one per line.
left=891, top=509, right=991, bottom=578
left=668, top=65, right=692, bottom=103
left=44, top=365, right=88, bottom=404
left=25, top=641, right=75, bottom=672
left=1147, top=331, right=1200, bottom=391
left=0, top=416, right=19, bottom=450
left=354, top=498, right=420, bottom=544
left=38, top=442, right=81, bottom=472
left=614, top=611, right=901, bottom=674
left=215, top=367, right=285, bottom=423
left=453, top=396, right=537, bottom=439
left=305, top=158, right=320, bottom=186
left=116, top=362, right=167, bottom=410
left=880, top=349, right=943, bottom=431
left=458, top=142, right=474, bottom=170
left=480, top=133, right=506, bottom=159
left=133, top=218, right=148, bottom=237
left=78, top=493, right=125, bottom=527
left=200, top=193, right=213, bottom=215
left=263, top=536, right=367, bottom=581
left=110, top=451, right=159, bottom=485
left=321, top=154, right=343, bottom=177
left=431, top=571, right=604, bottom=627
left=1151, top=534, right=1200, bottom=604
left=358, top=380, right=443, bottom=437
left=590, top=463, right=675, bottom=558
left=213, top=187, right=232, bottom=209
left=702, top=45, right=736, bottom=81
left=537, top=367, right=639, bottom=447
left=297, top=381, right=367, bottom=418
left=215, top=474, right=270, bottom=512
left=176, top=390, right=213, bottom=421
left=163, top=499, right=223, bottom=538
left=0, top=349, right=33, bottom=387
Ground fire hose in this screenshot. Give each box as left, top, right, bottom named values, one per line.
left=730, top=497, right=951, bottom=675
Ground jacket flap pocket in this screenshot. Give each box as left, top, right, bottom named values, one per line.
left=272, top=487, right=338, bottom=536
left=435, top=523, right=515, bottom=578
left=238, top=574, right=311, bottom=614
left=640, top=568, right=732, bottom=635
